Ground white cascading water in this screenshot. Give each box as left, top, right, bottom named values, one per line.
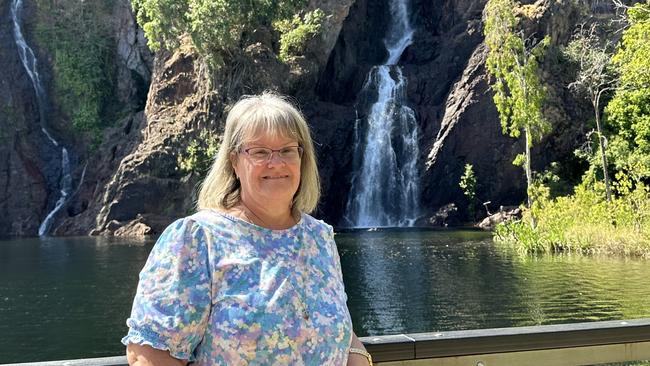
left=11, top=0, right=73, bottom=236
left=344, top=0, right=420, bottom=228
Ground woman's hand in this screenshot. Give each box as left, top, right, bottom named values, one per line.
left=126, top=343, right=187, bottom=366
left=347, top=332, right=372, bottom=366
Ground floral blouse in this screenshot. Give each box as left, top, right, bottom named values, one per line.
left=121, top=210, right=353, bottom=365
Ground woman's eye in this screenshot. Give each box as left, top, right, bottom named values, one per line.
left=280, top=148, right=296, bottom=156
left=249, top=149, right=269, bottom=158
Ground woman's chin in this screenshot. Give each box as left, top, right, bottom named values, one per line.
left=256, top=189, right=296, bottom=205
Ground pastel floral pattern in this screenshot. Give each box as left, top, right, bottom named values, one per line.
left=122, top=210, right=352, bottom=365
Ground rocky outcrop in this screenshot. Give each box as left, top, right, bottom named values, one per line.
left=55, top=49, right=212, bottom=236
left=422, top=43, right=527, bottom=215
left=0, top=0, right=154, bottom=236
left=419, top=0, right=586, bottom=221
left=54, top=0, right=356, bottom=236
left=477, top=206, right=522, bottom=230
left=114, top=0, right=153, bottom=106
left=51, top=0, right=349, bottom=235
left=427, top=203, right=461, bottom=227
left=57, top=0, right=594, bottom=234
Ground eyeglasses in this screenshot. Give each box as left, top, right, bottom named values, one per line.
left=239, top=146, right=304, bottom=164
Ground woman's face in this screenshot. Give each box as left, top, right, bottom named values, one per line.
left=231, top=134, right=302, bottom=209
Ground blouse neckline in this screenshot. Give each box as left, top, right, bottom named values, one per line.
left=203, top=208, right=305, bottom=234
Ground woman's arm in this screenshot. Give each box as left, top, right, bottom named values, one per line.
left=122, top=219, right=212, bottom=363
left=347, top=332, right=372, bottom=366
left=126, top=344, right=187, bottom=366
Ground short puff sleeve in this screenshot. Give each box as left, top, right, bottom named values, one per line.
left=323, top=222, right=348, bottom=302
left=121, top=217, right=212, bottom=361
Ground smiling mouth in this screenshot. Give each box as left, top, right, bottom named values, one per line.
left=263, top=175, right=289, bottom=180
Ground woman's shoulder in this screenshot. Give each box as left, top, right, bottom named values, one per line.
left=186, top=209, right=231, bottom=225
left=186, top=208, right=249, bottom=226
left=300, top=213, right=334, bottom=238
left=158, top=209, right=236, bottom=239
left=300, top=213, right=329, bottom=228
left=300, top=214, right=340, bottom=263
left=150, top=210, right=239, bottom=258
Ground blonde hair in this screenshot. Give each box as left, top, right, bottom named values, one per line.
left=197, top=92, right=320, bottom=214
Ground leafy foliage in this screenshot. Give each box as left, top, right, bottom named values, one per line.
left=459, top=164, right=478, bottom=219
left=177, top=130, right=220, bottom=176
left=563, top=23, right=617, bottom=200
left=484, top=0, right=551, bottom=143
left=611, top=3, right=650, bottom=88
left=605, top=2, right=650, bottom=180
left=494, top=173, right=650, bottom=256
left=130, top=0, right=309, bottom=64
left=273, top=9, right=325, bottom=62
left=484, top=0, right=551, bottom=225
left=493, top=3, right=650, bottom=256
left=33, top=0, right=116, bottom=136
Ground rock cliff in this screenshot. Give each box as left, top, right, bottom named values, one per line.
left=57, top=0, right=357, bottom=237
left=0, top=0, right=51, bottom=235
left=314, top=0, right=589, bottom=225
left=1, top=0, right=600, bottom=236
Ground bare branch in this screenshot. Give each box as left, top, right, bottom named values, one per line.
left=609, top=0, right=649, bottom=33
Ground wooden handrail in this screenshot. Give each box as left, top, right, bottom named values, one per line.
left=361, top=318, right=650, bottom=363
left=4, top=319, right=650, bottom=366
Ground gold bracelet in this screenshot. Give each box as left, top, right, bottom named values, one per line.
left=349, top=347, right=373, bottom=366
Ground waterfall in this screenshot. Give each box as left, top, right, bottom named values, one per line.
left=38, top=150, right=73, bottom=236
left=344, top=0, right=420, bottom=228
left=11, top=0, right=73, bottom=236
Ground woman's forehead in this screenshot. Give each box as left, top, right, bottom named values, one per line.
left=243, top=133, right=299, bottom=146
left=240, top=124, right=300, bottom=143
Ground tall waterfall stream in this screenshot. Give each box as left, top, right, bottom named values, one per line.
left=11, top=0, right=73, bottom=236
left=344, top=0, right=420, bottom=228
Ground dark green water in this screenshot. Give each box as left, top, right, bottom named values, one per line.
left=1, top=230, right=650, bottom=363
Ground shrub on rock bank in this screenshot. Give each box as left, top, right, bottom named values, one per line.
left=494, top=172, right=650, bottom=257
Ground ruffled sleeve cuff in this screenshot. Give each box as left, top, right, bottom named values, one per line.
left=121, top=321, right=195, bottom=362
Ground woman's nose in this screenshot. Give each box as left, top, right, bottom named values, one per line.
left=266, top=152, right=286, bottom=166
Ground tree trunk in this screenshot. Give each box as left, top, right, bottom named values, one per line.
left=525, top=127, right=537, bottom=228
left=594, top=102, right=612, bottom=202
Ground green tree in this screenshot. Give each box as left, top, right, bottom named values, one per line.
left=605, top=1, right=650, bottom=181
left=564, top=23, right=617, bottom=201
left=177, top=129, right=220, bottom=177
left=484, top=0, right=551, bottom=227
left=459, top=164, right=478, bottom=219
left=273, top=9, right=325, bottom=62
left=131, top=0, right=309, bottom=64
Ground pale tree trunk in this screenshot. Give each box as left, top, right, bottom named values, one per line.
left=593, top=97, right=612, bottom=202
left=525, top=127, right=537, bottom=228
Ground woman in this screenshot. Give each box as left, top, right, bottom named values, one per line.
left=122, top=92, right=372, bottom=366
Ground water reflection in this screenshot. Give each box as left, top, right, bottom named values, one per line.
left=337, top=229, right=650, bottom=336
